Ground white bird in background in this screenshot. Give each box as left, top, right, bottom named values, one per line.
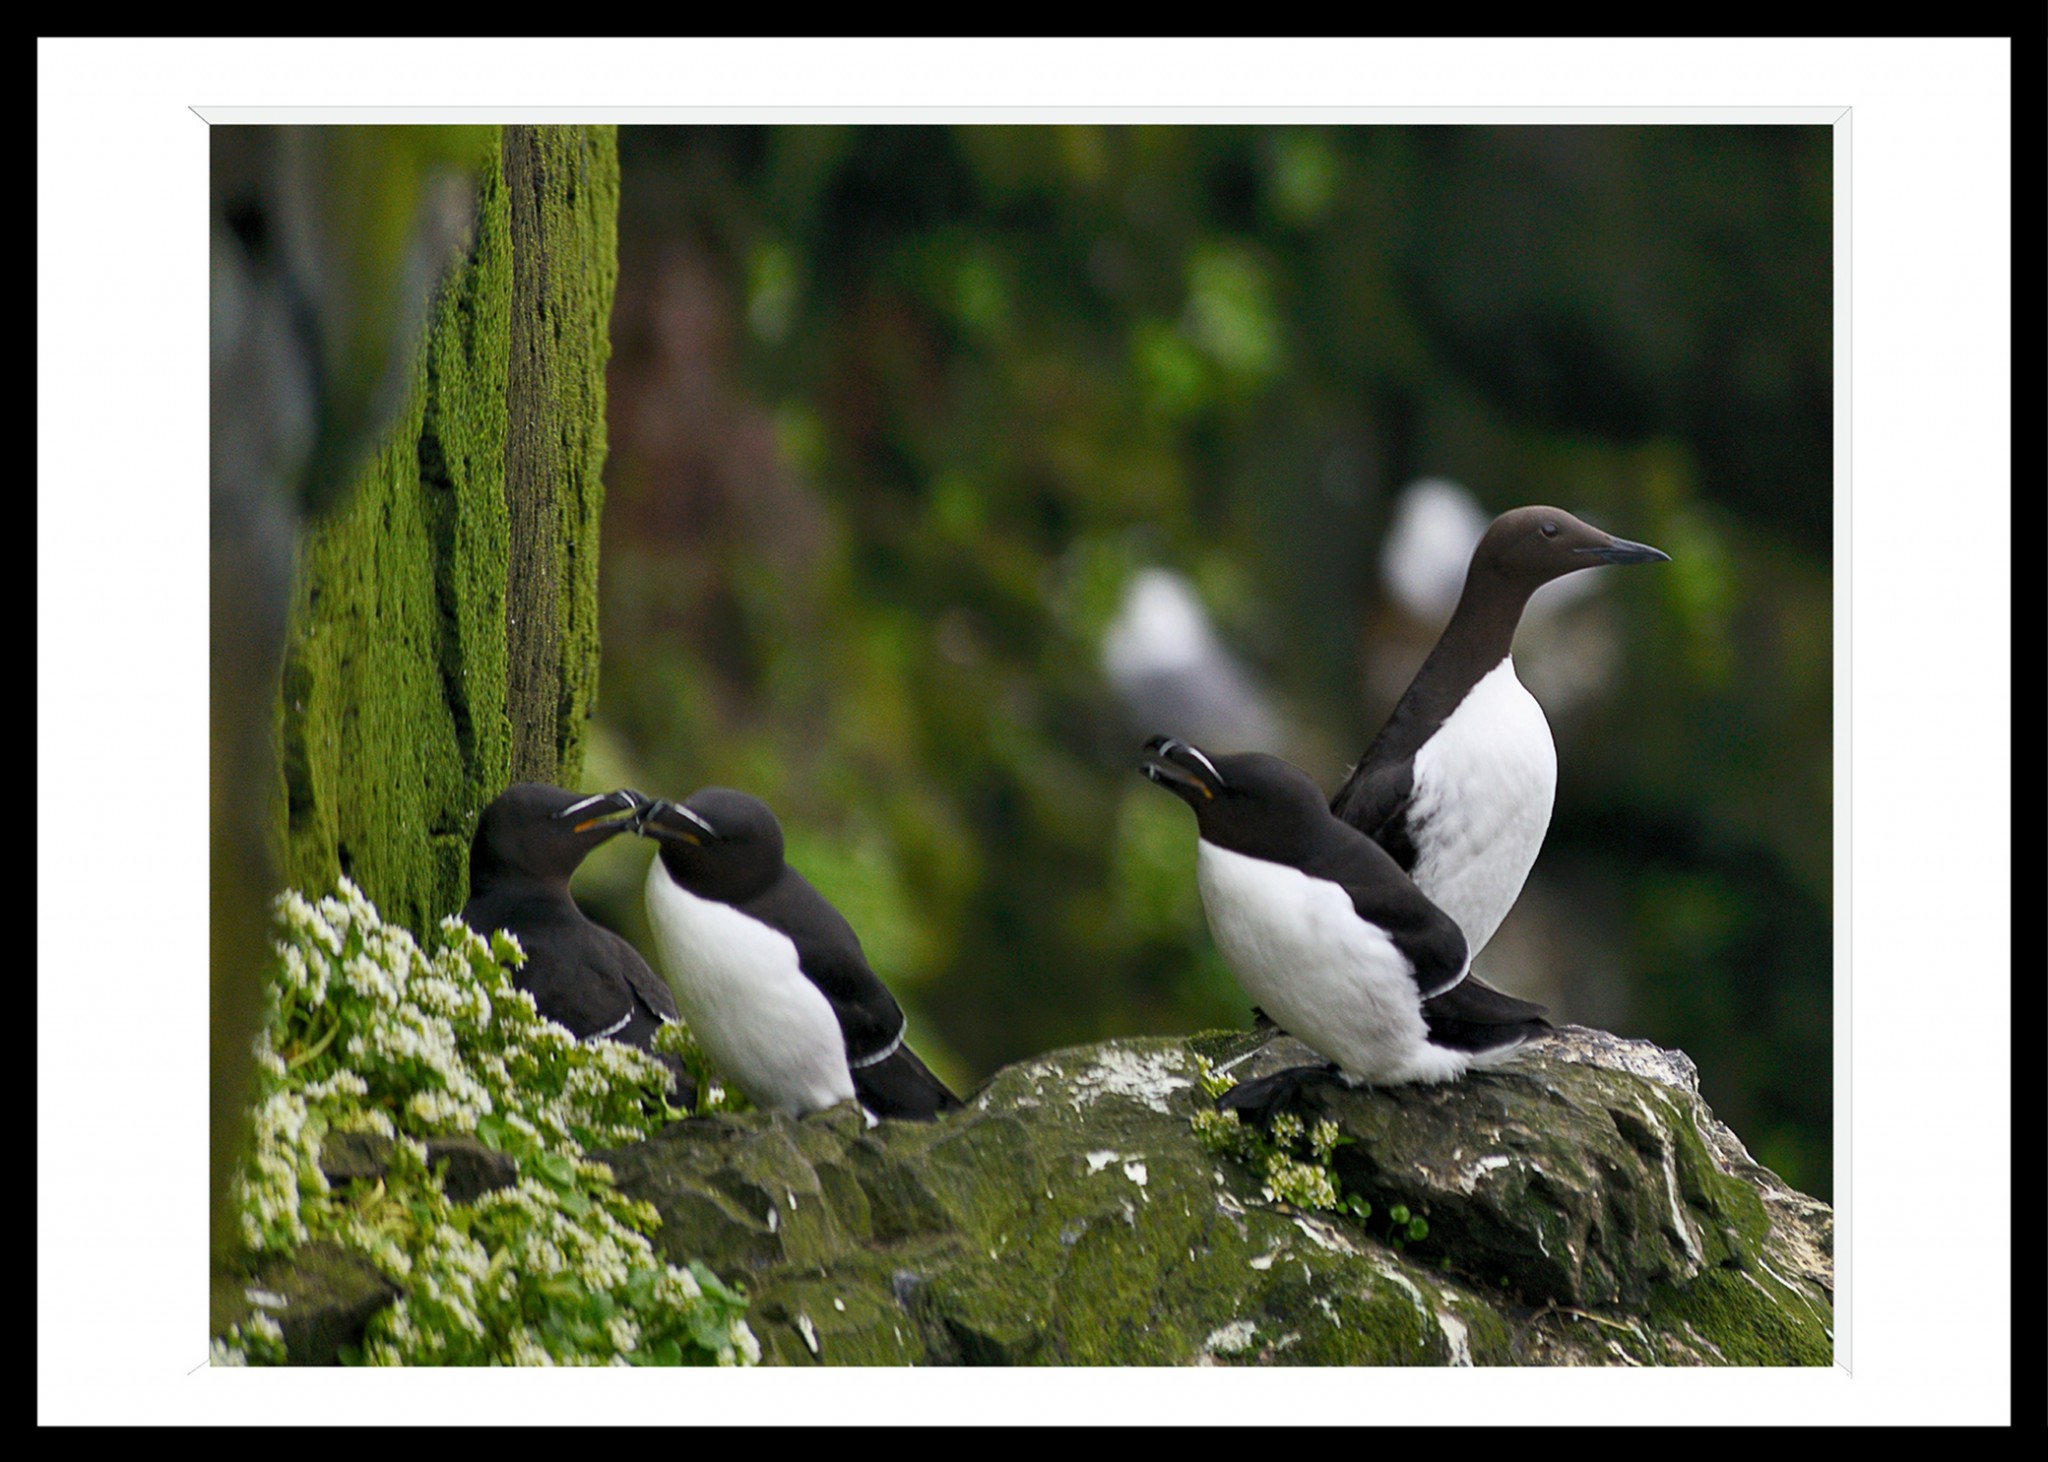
left=1101, top=567, right=1285, bottom=755
left=1382, top=477, right=1606, bottom=626
left=1380, top=477, right=1493, bottom=624
left=1374, top=478, right=1619, bottom=719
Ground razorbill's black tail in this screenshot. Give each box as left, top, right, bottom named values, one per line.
left=1421, top=974, right=1551, bottom=1056
left=853, top=1045, right=963, bottom=1120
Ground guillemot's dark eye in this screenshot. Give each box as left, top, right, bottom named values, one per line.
left=1541, top=521, right=1559, bottom=538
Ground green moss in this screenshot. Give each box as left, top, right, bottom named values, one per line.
left=748, top=1271, right=930, bottom=1365
left=1646, top=1267, right=1833, bottom=1366
left=1652, top=1086, right=1777, bottom=1267
left=500, top=125, right=619, bottom=783
left=275, top=126, right=619, bottom=936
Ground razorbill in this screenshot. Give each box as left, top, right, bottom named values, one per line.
left=1139, top=735, right=1549, bottom=1113
left=461, top=783, right=694, bottom=1106
left=636, top=789, right=962, bottom=1121
left=1332, top=505, right=1668, bottom=958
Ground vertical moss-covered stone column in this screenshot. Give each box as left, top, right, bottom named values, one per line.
left=502, top=125, right=618, bottom=783
left=275, top=125, right=620, bottom=936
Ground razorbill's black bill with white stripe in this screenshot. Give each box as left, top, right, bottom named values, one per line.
left=636, top=789, right=962, bottom=1121
left=461, top=782, right=694, bottom=1106
left=1140, top=736, right=1548, bottom=1115
left=1332, top=506, right=1668, bottom=958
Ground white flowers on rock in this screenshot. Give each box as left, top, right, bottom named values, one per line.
left=219, top=876, right=757, bottom=1368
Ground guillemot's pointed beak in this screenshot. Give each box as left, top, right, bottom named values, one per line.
left=637, top=799, right=719, bottom=846
left=1579, top=535, right=1670, bottom=565
left=1139, top=735, right=1225, bottom=803
left=557, top=788, right=647, bottom=836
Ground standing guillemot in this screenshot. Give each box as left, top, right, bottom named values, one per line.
left=1140, top=736, right=1549, bottom=1113
left=461, top=783, right=694, bottom=1106
left=1331, top=506, right=1668, bottom=959
left=636, top=789, right=962, bottom=1121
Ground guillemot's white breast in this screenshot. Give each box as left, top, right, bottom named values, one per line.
left=643, top=859, right=855, bottom=1115
left=1405, top=656, right=1557, bottom=957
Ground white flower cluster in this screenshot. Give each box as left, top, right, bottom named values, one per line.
left=221, top=876, right=758, bottom=1367
left=237, top=1083, right=318, bottom=1251
left=210, top=1311, right=286, bottom=1367
left=1308, top=1118, right=1341, bottom=1163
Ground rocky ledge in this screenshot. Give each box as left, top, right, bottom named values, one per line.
left=595, top=1025, right=1832, bottom=1366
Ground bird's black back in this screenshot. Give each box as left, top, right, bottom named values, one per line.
left=462, top=888, right=680, bottom=1042
left=734, top=866, right=904, bottom=1058
left=1282, top=808, right=1471, bottom=1001
left=1328, top=755, right=1422, bottom=871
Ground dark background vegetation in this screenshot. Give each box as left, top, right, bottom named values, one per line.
left=573, top=125, right=1833, bottom=1198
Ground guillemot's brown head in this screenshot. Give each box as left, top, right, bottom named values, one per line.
left=1466, top=505, right=1669, bottom=593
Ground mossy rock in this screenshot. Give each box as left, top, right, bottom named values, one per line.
left=210, top=1242, right=399, bottom=1366
left=274, top=125, right=620, bottom=939
left=595, top=1026, right=1831, bottom=1366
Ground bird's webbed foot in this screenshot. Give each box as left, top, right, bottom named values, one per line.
left=1217, top=1061, right=1343, bottom=1133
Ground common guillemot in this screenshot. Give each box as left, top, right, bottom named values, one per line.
left=637, top=789, right=962, bottom=1121
left=461, top=783, right=695, bottom=1106
left=1139, top=736, right=1549, bottom=1114
left=1331, top=505, right=1668, bottom=958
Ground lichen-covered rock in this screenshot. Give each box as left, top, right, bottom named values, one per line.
left=597, top=1027, right=1831, bottom=1366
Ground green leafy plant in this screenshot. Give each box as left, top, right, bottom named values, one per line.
left=1189, top=1056, right=1434, bottom=1252
left=216, top=878, right=758, bottom=1366
left=652, top=1019, right=753, bottom=1118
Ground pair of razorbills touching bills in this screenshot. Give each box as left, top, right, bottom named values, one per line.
left=462, top=507, right=1669, bottom=1126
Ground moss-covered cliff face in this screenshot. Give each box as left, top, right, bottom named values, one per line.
left=274, top=126, right=619, bottom=935
left=596, top=1026, right=1831, bottom=1366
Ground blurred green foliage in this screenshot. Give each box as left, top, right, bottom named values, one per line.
left=586, top=125, right=1832, bottom=1198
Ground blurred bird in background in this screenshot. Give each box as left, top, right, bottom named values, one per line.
left=1101, top=566, right=1287, bottom=755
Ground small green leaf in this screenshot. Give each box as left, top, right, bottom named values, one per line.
left=622, top=1267, right=660, bottom=1308
left=689, top=1307, right=736, bottom=1353
left=532, top=1152, right=578, bottom=1190
left=689, top=1260, right=741, bottom=1303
